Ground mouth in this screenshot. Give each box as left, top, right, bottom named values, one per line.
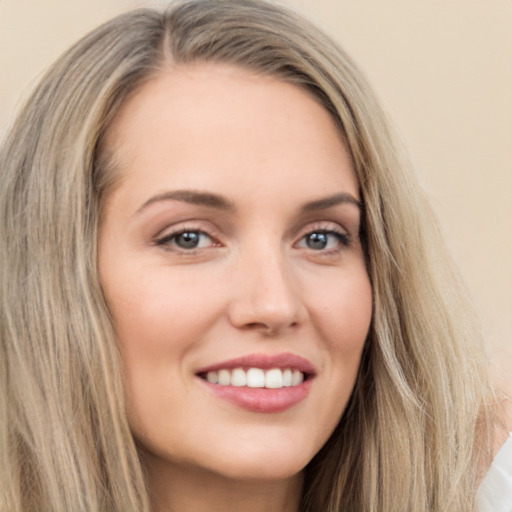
left=198, top=367, right=309, bottom=389
left=195, top=353, right=315, bottom=413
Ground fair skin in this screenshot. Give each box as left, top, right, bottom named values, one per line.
left=98, top=64, right=373, bottom=512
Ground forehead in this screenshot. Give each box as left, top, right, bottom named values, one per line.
left=102, top=63, right=358, bottom=208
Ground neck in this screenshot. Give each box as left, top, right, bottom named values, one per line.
left=144, top=455, right=303, bottom=512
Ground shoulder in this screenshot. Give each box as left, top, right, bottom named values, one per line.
left=476, top=365, right=512, bottom=512
left=476, top=431, right=512, bottom=512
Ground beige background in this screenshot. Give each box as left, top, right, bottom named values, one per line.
left=1, top=0, right=511, bottom=386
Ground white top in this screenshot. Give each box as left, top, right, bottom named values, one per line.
left=477, top=432, right=512, bottom=512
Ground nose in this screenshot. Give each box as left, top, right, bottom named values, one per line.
left=227, top=248, right=307, bottom=336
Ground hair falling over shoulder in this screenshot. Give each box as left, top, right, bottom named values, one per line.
left=0, top=1, right=492, bottom=511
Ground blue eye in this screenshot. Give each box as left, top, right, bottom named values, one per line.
left=298, top=230, right=349, bottom=251
left=158, top=230, right=213, bottom=250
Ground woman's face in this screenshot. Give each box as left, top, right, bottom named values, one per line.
left=98, top=64, right=372, bottom=484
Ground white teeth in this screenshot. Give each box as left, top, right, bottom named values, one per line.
left=283, top=368, right=293, bottom=387
left=265, top=368, right=283, bottom=389
left=218, top=369, right=231, bottom=386
left=206, top=371, right=218, bottom=384
left=292, top=369, right=304, bottom=386
left=247, top=368, right=265, bottom=388
left=203, top=367, right=306, bottom=389
left=231, top=368, right=246, bottom=387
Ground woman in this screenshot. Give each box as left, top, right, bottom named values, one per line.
left=0, top=1, right=506, bottom=511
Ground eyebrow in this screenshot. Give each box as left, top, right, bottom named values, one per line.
left=136, top=190, right=235, bottom=214
left=136, top=189, right=362, bottom=215
left=300, top=192, right=362, bottom=213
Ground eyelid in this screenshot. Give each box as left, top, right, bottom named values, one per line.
left=151, top=220, right=352, bottom=254
left=293, top=221, right=352, bottom=251
left=153, top=222, right=223, bottom=250
left=295, top=221, right=350, bottom=240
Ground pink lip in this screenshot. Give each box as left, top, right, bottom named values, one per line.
left=195, top=352, right=316, bottom=375
left=195, top=353, right=316, bottom=413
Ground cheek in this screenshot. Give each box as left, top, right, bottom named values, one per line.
left=100, top=265, right=225, bottom=432
left=103, top=268, right=226, bottom=430
left=302, top=266, right=372, bottom=429
left=308, top=268, right=373, bottom=357
left=105, top=264, right=222, bottom=356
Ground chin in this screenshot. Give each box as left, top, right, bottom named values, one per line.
left=197, top=432, right=318, bottom=482
left=139, top=428, right=317, bottom=484
left=208, top=455, right=308, bottom=482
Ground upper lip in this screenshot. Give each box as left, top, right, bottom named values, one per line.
left=195, top=352, right=316, bottom=376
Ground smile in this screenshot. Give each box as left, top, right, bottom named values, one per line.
left=195, top=353, right=315, bottom=413
left=201, top=367, right=305, bottom=389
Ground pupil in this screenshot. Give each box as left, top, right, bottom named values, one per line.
left=177, top=232, right=199, bottom=249
left=307, top=232, right=328, bottom=249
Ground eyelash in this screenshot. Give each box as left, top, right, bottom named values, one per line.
left=296, top=228, right=351, bottom=253
left=154, top=224, right=351, bottom=254
left=155, top=226, right=218, bottom=252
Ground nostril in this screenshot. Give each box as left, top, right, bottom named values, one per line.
left=243, top=322, right=287, bottom=336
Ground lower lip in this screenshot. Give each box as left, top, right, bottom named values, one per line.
left=200, top=379, right=313, bottom=413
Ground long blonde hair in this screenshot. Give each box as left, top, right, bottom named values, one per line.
left=0, top=1, right=490, bottom=511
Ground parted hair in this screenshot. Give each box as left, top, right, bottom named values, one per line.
left=0, top=1, right=490, bottom=511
